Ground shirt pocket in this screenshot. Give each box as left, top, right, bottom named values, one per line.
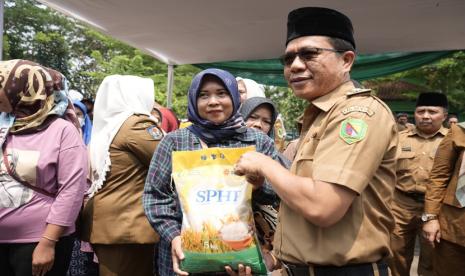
left=293, top=136, right=320, bottom=178
left=397, top=151, right=416, bottom=171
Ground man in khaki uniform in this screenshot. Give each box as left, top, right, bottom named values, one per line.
left=422, top=122, right=465, bottom=276
left=234, top=7, right=397, bottom=276
left=447, top=114, right=458, bottom=128
left=397, top=113, right=414, bottom=132
left=389, top=93, right=448, bottom=276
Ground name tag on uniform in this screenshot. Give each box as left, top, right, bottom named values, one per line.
left=401, top=146, right=411, bottom=152
left=341, top=106, right=375, bottom=117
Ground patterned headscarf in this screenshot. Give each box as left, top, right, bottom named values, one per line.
left=0, top=59, right=79, bottom=134
left=187, top=68, right=246, bottom=143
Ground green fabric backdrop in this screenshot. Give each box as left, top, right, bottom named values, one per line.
left=195, top=51, right=454, bottom=87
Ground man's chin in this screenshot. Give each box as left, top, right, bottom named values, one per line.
left=292, top=88, right=314, bottom=101
left=418, top=126, right=441, bottom=135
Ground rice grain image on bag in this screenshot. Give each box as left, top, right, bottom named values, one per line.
left=172, top=146, right=267, bottom=275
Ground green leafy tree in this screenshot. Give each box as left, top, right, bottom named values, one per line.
left=2, top=0, right=200, bottom=119
left=4, top=0, right=73, bottom=70
left=33, top=31, right=69, bottom=74
left=366, top=51, right=465, bottom=113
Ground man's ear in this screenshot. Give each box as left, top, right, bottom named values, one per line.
left=342, top=51, right=356, bottom=72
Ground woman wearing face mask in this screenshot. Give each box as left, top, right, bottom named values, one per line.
left=68, top=103, right=96, bottom=276
left=73, top=101, right=92, bottom=145
left=0, top=60, right=87, bottom=276
left=143, top=68, right=281, bottom=276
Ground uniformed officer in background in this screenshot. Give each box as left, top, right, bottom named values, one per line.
left=397, top=113, right=414, bottom=132
left=423, top=121, right=465, bottom=276
left=234, top=7, right=398, bottom=276
left=389, top=92, right=448, bottom=276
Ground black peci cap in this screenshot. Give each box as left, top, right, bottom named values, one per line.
left=286, top=7, right=355, bottom=49
left=416, top=92, right=448, bottom=108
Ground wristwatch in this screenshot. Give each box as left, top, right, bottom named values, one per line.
left=421, top=213, right=438, bottom=222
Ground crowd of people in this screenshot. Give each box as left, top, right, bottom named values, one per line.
left=0, top=6, right=464, bottom=276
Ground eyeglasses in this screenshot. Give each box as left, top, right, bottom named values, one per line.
left=279, top=47, right=346, bottom=66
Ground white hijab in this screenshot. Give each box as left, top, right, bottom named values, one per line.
left=88, top=75, right=155, bottom=197
left=236, top=77, right=265, bottom=98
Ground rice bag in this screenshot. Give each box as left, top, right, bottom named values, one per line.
left=172, top=146, right=267, bottom=275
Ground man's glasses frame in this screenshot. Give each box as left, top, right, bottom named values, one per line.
left=280, top=47, right=347, bottom=66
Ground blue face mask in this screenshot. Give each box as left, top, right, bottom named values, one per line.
left=78, top=117, right=85, bottom=127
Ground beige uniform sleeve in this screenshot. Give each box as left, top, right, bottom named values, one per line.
left=126, top=117, right=163, bottom=167
left=312, top=97, right=397, bottom=194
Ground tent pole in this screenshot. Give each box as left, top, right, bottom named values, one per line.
left=166, top=64, right=174, bottom=108
left=0, top=0, right=4, bottom=61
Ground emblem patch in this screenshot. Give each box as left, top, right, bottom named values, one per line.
left=147, top=126, right=163, bottom=140
left=339, top=118, right=368, bottom=144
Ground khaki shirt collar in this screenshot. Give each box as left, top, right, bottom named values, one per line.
left=409, top=125, right=449, bottom=138
left=311, top=81, right=355, bottom=112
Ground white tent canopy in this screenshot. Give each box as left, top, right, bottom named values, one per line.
left=37, top=0, right=465, bottom=65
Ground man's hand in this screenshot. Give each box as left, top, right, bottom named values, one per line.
left=32, top=239, right=55, bottom=276
left=225, top=264, right=252, bottom=276
left=262, top=251, right=280, bottom=271
left=171, top=236, right=188, bottom=275
left=234, top=152, right=270, bottom=187
left=423, top=219, right=441, bottom=248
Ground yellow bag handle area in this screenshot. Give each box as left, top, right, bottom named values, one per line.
left=172, top=146, right=255, bottom=171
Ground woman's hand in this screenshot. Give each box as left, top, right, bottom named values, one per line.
left=32, top=238, right=56, bottom=276
left=423, top=219, right=441, bottom=248
left=171, top=236, right=189, bottom=275
left=225, top=264, right=252, bottom=276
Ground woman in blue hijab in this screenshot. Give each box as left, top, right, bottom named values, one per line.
left=73, top=100, right=92, bottom=145
left=143, top=68, right=282, bottom=276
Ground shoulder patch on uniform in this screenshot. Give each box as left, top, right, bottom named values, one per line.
left=339, top=118, right=368, bottom=144
left=346, top=88, right=371, bottom=96
left=341, top=106, right=375, bottom=117
left=146, top=125, right=163, bottom=140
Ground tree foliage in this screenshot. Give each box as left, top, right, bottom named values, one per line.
left=366, top=51, right=465, bottom=113
left=2, top=0, right=199, bottom=118
left=265, top=86, right=307, bottom=131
